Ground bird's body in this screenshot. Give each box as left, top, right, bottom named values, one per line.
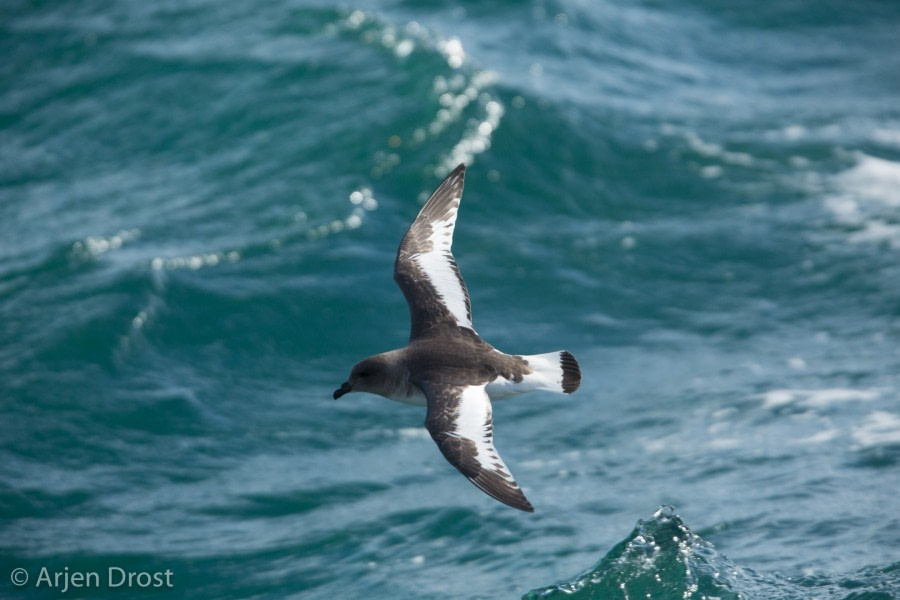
left=334, top=164, right=580, bottom=512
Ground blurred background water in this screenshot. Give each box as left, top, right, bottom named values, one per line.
left=2, top=1, right=899, bottom=598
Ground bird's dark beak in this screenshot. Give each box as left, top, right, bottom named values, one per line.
left=333, top=381, right=353, bottom=400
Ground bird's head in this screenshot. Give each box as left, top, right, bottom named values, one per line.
left=333, top=355, right=392, bottom=399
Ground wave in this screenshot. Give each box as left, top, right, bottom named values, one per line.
left=525, top=506, right=899, bottom=600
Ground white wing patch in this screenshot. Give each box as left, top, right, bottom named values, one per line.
left=452, top=386, right=518, bottom=486
left=412, top=197, right=473, bottom=330
left=395, top=164, right=474, bottom=338
left=424, top=382, right=533, bottom=511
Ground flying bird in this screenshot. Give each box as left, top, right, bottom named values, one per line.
left=334, top=164, right=580, bottom=512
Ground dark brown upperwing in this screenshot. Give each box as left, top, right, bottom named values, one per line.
left=422, top=382, right=534, bottom=513
left=393, top=164, right=473, bottom=340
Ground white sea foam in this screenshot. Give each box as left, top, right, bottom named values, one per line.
left=847, top=219, right=900, bottom=248
left=761, top=388, right=880, bottom=409
left=395, top=427, right=430, bottom=440
left=794, top=428, right=841, bottom=445
left=872, top=127, right=900, bottom=147
left=333, top=9, right=503, bottom=179
left=659, top=125, right=756, bottom=173
left=851, top=411, right=900, bottom=449
left=837, top=153, right=900, bottom=207
left=825, top=152, right=900, bottom=248
left=71, top=228, right=141, bottom=259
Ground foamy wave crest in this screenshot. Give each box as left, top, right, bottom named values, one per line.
left=825, top=152, right=900, bottom=249
left=331, top=8, right=504, bottom=180
left=524, top=507, right=900, bottom=600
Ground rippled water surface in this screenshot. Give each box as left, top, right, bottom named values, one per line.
left=2, top=1, right=899, bottom=598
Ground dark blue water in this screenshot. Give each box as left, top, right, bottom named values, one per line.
left=2, top=1, right=899, bottom=598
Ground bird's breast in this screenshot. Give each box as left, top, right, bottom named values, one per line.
left=384, top=377, right=427, bottom=406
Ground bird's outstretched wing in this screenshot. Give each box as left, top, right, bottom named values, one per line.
left=422, top=381, right=534, bottom=512
left=394, top=164, right=473, bottom=340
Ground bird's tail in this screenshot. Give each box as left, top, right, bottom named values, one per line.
left=485, top=350, right=581, bottom=399
left=520, top=350, right=581, bottom=394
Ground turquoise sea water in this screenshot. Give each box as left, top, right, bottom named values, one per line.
left=2, top=1, right=900, bottom=598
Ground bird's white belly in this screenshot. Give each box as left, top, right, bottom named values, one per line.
left=385, top=381, right=427, bottom=406
left=485, top=377, right=530, bottom=400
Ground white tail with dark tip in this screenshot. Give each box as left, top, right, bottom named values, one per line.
left=486, top=350, right=581, bottom=399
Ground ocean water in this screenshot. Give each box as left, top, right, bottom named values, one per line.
left=2, top=0, right=900, bottom=598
